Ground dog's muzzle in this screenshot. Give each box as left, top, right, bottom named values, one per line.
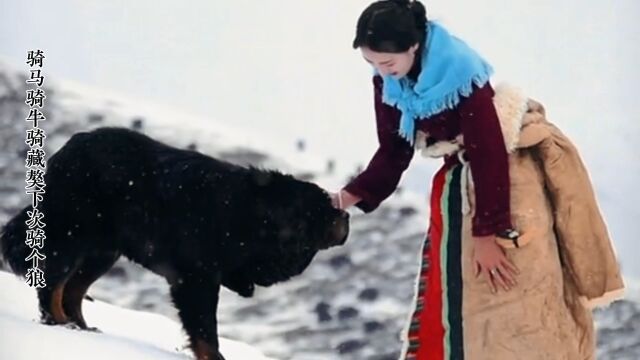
left=327, top=211, right=350, bottom=248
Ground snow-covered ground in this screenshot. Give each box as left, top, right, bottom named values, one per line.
left=1, top=2, right=638, bottom=359
left=0, top=59, right=428, bottom=360
left=1, top=59, right=639, bottom=359
left=0, top=271, right=275, bottom=360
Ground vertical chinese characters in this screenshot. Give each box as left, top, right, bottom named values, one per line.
left=24, top=49, right=47, bottom=288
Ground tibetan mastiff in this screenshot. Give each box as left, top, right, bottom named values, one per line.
left=1, top=127, right=349, bottom=360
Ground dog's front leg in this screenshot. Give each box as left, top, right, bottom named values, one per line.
left=170, top=276, right=225, bottom=360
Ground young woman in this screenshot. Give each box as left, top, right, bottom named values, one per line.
left=331, top=1, right=624, bottom=359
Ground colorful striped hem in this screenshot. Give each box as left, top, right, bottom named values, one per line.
left=404, top=162, right=465, bottom=360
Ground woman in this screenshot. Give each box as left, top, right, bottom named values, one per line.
left=332, top=1, right=624, bottom=359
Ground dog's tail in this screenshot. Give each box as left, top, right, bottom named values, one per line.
left=1, top=206, right=33, bottom=276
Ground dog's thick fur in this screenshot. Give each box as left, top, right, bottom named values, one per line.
left=1, top=127, right=349, bottom=360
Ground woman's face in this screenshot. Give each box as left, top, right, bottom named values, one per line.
left=361, top=43, right=419, bottom=79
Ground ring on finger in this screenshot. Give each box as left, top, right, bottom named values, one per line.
left=490, top=268, right=499, bottom=276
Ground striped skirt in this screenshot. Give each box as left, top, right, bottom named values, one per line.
left=401, top=154, right=594, bottom=360
left=403, top=158, right=465, bottom=360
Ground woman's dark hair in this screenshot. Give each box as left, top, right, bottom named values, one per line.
left=352, top=0, right=428, bottom=53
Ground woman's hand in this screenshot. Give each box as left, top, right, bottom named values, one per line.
left=330, top=190, right=361, bottom=210
left=472, top=235, right=519, bottom=293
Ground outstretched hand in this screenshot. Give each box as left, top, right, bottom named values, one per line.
left=330, top=190, right=361, bottom=210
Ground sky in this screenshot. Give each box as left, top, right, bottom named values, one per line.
left=1, top=0, right=638, bottom=276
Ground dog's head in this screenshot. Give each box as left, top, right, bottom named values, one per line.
left=251, top=170, right=350, bottom=250
left=241, top=169, right=350, bottom=287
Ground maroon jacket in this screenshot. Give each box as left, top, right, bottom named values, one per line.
left=344, top=76, right=512, bottom=236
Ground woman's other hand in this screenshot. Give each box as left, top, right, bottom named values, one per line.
left=472, top=235, right=519, bottom=293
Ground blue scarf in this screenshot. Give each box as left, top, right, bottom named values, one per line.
left=379, top=22, right=494, bottom=145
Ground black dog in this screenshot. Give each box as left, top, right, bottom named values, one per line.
left=1, top=127, right=349, bottom=360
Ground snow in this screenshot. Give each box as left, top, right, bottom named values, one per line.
left=48, top=74, right=329, bottom=179
left=0, top=1, right=638, bottom=357
left=2, top=0, right=637, bottom=277
left=0, top=56, right=639, bottom=358
left=0, top=271, right=276, bottom=360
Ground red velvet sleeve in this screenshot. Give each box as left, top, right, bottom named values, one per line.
left=343, top=76, right=414, bottom=212
left=458, top=83, right=513, bottom=236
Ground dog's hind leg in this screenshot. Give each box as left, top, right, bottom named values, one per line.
left=36, top=250, right=84, bottom=326
left=38, top=279, right=71, bottom=325
left=63, top=252, right=120, bottom=330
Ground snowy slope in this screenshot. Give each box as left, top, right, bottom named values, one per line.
left=0, top=61, right=638, bottom=360
left=2, top=0, right=637, bottom=278
left=0, top=271, right=275, bottom=360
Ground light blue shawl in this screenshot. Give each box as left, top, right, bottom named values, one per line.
left=379, top=22, right=494, bottom=145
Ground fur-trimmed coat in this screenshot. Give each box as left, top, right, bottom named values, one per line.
left=410, top=84, right=625, bottom=359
